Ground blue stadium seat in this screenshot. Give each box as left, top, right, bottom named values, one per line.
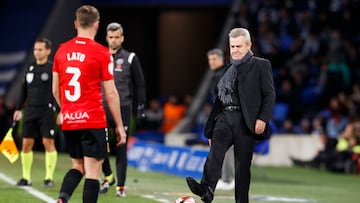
left=272, top=102, right=289, bottom=122
left=301, top=86, right=320, bottom=105
left=254, top=139, right=270, bottom=155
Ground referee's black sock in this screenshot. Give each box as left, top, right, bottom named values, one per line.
left=83, top=179, right=100, bottom=203
left=58, top=169, right=83, bottom=203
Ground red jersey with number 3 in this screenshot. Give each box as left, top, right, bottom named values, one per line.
left=53, top=37, right=114, bottom=130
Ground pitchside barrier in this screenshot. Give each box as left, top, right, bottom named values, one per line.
left=127, top=134, right=324, bottom=178
left=127, top=140, right=208, bottom=179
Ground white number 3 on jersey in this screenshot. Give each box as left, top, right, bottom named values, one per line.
left=65, top=67, right=81, bottom=102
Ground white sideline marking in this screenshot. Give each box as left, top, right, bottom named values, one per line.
left=0, top=172, right=57, bottom=203
left=142, top=194, right=171, bottom=203
left=252, top=195, right=316, bottom=202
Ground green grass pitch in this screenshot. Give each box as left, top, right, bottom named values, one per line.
left=0, top=151, right=359, bottom=203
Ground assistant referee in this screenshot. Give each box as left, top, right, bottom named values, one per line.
left=13, top=38, right=58, bottom=187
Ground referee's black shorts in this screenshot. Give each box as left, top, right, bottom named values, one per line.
left=22, top=105, right=56, bottom=138
left=63, top=128, right=108, bottom=159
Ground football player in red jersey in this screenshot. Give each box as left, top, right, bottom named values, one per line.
left=52, top=5, right=126, bottom=203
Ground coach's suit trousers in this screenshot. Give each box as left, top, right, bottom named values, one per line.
left=201, top=110, right=255, bottom=203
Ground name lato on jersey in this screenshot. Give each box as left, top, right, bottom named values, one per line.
left=67, top=52, right=86, bottom=62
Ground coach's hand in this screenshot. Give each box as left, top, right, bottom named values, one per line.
left=255, top=119, right=266, bottom=134
left=116, top=126, right=127, bottom=146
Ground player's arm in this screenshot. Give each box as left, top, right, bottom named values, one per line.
left=52, top=72, right=61, bottom=109
left=130, top=55, right=146, bottom=120
left=130, top=56, right=146, bottom=104
left=13, top=76, right=27, bottom=121
left=103, top=79, right=126, bottom=145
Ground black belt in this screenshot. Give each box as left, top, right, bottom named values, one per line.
left=223, top=105, right=241, bottom=111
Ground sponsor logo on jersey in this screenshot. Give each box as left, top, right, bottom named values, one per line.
left=63, top=111, right=90, bottom=122
left=75, top=40, right=86, bottom=45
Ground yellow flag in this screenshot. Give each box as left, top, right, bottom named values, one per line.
left=0, top=127, right=19, bottom=163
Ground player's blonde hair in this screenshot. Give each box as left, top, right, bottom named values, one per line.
left=76, top=5, right=100, bottom=29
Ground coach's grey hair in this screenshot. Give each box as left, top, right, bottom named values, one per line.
left=228, top=28, right=251, bottom=44
left=207, top=48, right=224, bottom=58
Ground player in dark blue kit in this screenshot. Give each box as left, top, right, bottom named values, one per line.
left=13, top=38, right=58, bottom=187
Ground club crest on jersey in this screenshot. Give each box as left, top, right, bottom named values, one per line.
left=26, top=73, right=34, bottom=84
left=63, top=112, right=90, bottom=121
left=115, top=58, right=123, bottom=71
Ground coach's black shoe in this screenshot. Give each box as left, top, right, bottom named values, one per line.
left=43, top=179, right=54, bottom=187
left=186, top=177, right=213, bottom=203
left=186, top=177, right=203, bottom=196
left=16, top=178, right=32, bottom=186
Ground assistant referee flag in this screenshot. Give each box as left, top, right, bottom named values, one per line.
left=0, top=123, right=19, bottom=163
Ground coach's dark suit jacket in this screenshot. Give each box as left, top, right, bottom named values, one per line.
left=236, top=56, right=275, bottom=138
left=205, top=56, right=275, bottom=140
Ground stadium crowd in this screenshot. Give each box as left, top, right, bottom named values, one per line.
left=232, top=0, right=360, bottom=174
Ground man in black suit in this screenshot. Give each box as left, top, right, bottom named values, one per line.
left=186, top=28, right=275, bottom=203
